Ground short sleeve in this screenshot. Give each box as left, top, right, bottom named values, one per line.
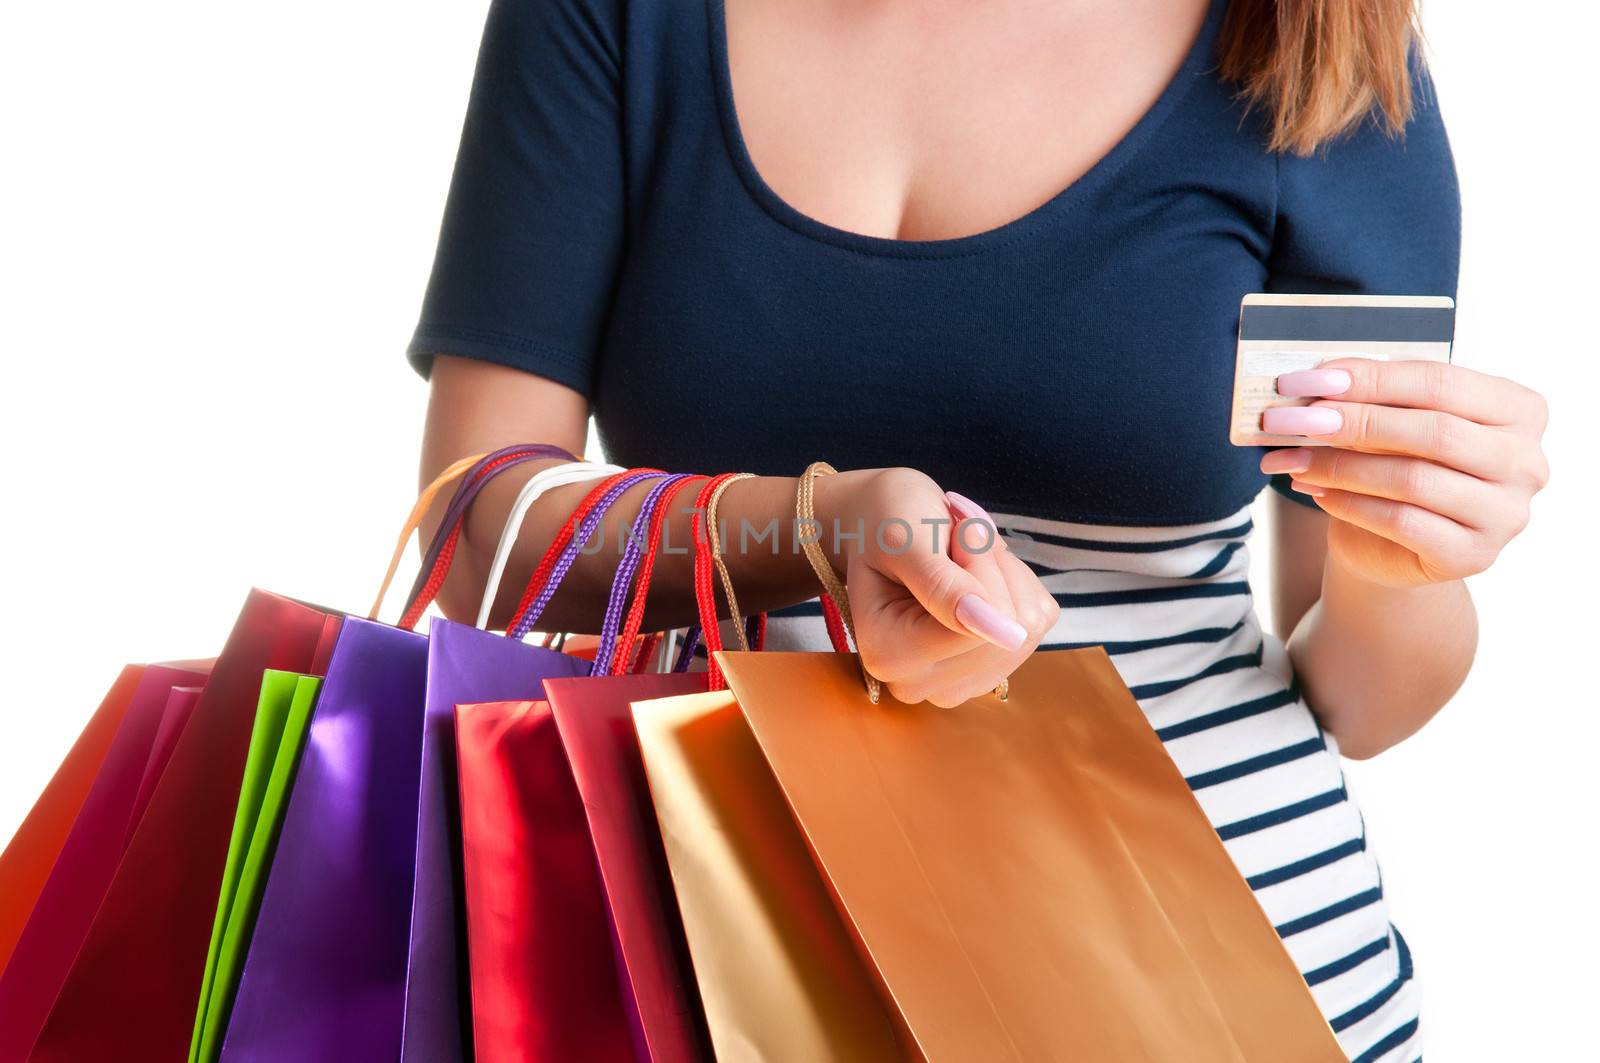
left=1266, top=59, right=1462, bottom=504
left=406, top=0, right=626, bottom=396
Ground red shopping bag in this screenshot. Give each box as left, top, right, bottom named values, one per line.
left=26, top=590, right=340, bottom=1063
left=0, top=666, right=146, bottom=975
left=0, top=664, right=208, bottom=1060
left=452, top=470, right=771, bottom=1063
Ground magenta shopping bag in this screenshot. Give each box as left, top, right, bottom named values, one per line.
left=0, top=664, right=207, bottom=1060
left=399, top=619, right=588, bottom=1063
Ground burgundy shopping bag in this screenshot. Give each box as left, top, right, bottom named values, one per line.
left=0, top=666, right=146, bottom=975
left=399, top=619, right=588, bottom=1063
left=27, top=590, right=340, bottom=1063
left=219, top=617, right=427, bottom=1062
left=0, top=664, right=208, bottom=1060
left=543, top=673, right=711, bottom=1063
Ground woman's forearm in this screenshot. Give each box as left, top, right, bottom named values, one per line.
left=1287, top=560, right=1478, bottom=759
left=432, top=462, right=881, bottom=633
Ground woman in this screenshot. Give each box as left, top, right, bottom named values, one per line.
left=409, top=0, right=1548, bottom=1056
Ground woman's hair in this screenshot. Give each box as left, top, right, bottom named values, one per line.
left=1219, top=0, right=1421, bottom=155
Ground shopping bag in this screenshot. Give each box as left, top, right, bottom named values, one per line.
left=0, top=664, right=208, bottom=1060
left=0, top=665, right=147, bottom=974
left=454, top=697, right=635, bottom=1062
left=545, top=673, right=712, bottom=1063
left=189, top=670, right=321, bottom=1063
left=449, top=468, right=721, bottom=1063
left=398, top=458, right=632, bottom=1063
left=219, top=619, right=427, bottom=1062
left=401, top=621, right=589, bottom=1062
left=26, top=590, right=340, bottom=1063
left=630, top=688, right=912, bottom=1061
left=223, top=448, right=571, bottom=1062
left=717, top=648, right=1346, bottom=1061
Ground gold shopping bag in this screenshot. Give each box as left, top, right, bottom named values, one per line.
left=635, top=648, right=1344, bottom=1061
left=631, top=689, right=916, bottom=1062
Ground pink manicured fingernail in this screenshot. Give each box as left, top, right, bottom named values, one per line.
left=945, top=490, right=992, bottom=526
left=954, top=594, right=1027, bottom=651
left=945, top=490, right=1005, bottom=552
left=1276, top=369, right=1352, bottom=397
left=1262, top=405, right=1342, bottom=436
left=1289, top=480, right=1326, bottom=498
left=1260, top=447, right=1312, bottom=475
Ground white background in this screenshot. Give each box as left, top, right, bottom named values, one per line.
left=2, top=3, right=1596, bottom=1056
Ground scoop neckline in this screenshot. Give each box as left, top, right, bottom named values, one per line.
left=706, top=0, right=1226, bottom=260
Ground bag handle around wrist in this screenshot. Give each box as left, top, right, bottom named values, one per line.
left=598, top=473, right=707, bottom=676
left=507, top=469, right=670, bottom=641
left=472, top=460, right=626, bottom=630
left=405, top=444, right=575, bottom=622
left=796, top=461, right=882, bottom=703
left=590, top=472, right=699, bottom=676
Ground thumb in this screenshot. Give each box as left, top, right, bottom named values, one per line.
left=887, top=546, right=1028, bottom=652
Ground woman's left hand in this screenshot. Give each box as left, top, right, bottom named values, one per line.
left=1258, top=358, right=1550, bottom=588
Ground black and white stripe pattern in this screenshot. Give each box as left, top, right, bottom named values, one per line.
left=765, top=504, right=1421, bottom=1061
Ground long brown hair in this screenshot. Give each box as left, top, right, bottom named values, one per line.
left=1219, top=0, right=1421, bottom=155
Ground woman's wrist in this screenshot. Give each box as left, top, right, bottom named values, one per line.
left=1289, top=555, right=1477, bottom=758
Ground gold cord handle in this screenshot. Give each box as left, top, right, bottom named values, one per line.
left=796, top=462, right=882, bottom=703
left=704, top=472, right=756, bottom=652
left=368, top=453, right=488, bottom=621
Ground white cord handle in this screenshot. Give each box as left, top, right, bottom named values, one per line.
left=475, top=461, right=626, bottom=629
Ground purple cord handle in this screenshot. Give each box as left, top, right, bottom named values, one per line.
left=672, top=627, right=702, bottom=674
left=404, top=444, right=574, bottom=614
left=509, top=470, right=670, bottom=641
left=590, top=473, right=696, bottom=676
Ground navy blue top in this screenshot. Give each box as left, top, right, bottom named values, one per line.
left=407, top=0, right=1461, bottom=525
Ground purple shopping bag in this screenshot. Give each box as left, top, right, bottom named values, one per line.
left=399, top=619, right=588, bottom=1063
left=220, top=618, right=428, bottom=1062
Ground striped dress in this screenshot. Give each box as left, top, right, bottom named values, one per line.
left=764, top=503, right=1421, bottom=1062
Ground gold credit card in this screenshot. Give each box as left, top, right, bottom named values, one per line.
left=1230, top=293, right=1455, bottom=447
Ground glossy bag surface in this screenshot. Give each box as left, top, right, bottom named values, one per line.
left=190, top=670, right=321, bottom=1063
left=0, top=664, right=208, bottom=1061
left=545, top=673, right=711, bottom=1063
left=631, top=689, right=913, bottom=1062
left=221, top=619, right=426, bottom=1063
left=28, top=590, right=340, bottom=1063
left=0, top=666, right=146, bottom=976
left=718, top=649, right=1346, bottom=1062
left=399, top=619, right=588, bottom=1063
left=454, top=697, right=633, bottom=1063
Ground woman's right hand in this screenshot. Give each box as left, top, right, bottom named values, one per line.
left=816, top=467, right=1059, bottom=707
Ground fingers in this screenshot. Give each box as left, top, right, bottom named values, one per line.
left=1292, top=358, right=1549, bottom=430
left=1301, top=488, right=1486, bottom=579
left=1262, top=401, right=1511, bottom=481
left=1261, top=447, right=1499, bottom=529
left=886, top=552, right=1058, bottom=708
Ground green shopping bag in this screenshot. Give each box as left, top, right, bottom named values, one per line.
left=188, top=670, right=323, bottom=1063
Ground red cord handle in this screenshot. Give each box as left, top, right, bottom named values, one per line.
left=398, top=448, right=544, bottom=630
left=610, top=474, right=707, bottom=675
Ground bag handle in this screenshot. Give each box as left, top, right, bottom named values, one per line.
left=369, top=444, right=573, bottom=626
left=690, top=473, right=755, bottom=689
left=503, top=470, right=639, bottom=637
left=471, top=461, right=626, bottom=629
left=508, top=470, right=670, bottom=640
left=370, top=452, right=490, bottom=622
left=403, top=444, right=574, bottom=623
left=796, top=462, right=883, bottom=703
left=590, top=473, right=698, bottom=675
left=610, top=475, right=707, bottom=674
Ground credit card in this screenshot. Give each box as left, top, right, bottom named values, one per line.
left=1229, top=293, right=1455, bottom=447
